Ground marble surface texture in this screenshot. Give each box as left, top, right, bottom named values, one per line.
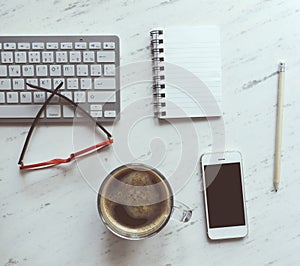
left=1, top=0, right=300, bottom=265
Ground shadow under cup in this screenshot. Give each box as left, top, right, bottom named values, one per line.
left=97, top=164, right=174, bottom=240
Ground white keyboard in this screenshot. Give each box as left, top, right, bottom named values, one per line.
left=0, top=35, right=120, bottom=123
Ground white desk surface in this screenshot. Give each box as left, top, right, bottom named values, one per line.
left=1, top=0, right=300, bottom=265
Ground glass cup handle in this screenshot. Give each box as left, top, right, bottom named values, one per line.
left=172, top=200, right=193, bottom=223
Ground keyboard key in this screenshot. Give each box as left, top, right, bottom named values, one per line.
left=32, top=42, right=44, bottom=49
left=74, top=91, right=86, bottom=103
left=91, top=111, right=102, bottom=118
left=46, top=42, right=59, bottom=49
left=39, top=78, right=51, bottom=89
left=0, top=79, right=11, bottom=90
left=60, top=91, right=73, bottom=101
left=75, top=42, right=87, bottom=49
left=56, top=51, right=68, bottom=63
left=20, top=92, right=32, bottom=103
left=46, top=105, right=61, bottom=118
left=94, top=78, right=115, bottom=89
left=28, top=51, right=40, bottom=63
left=83, top=51, right=95, bottom=62
left=3, top=42, right=16, bottom=50
left=0, top=105, right=44, bottom=118
left=15, top=52, right=27, bottom=63
left=49, top=65, right=62, bottom=76
left=1, top=52, right=13, bottom=63
left=103, top=64, right=115, bottom=76
left=36, top=65, right=48, bottom=76
left=46, top=92, right=59, bottom=103
left=80, top=78, right=92, bottom=90
left=90, top=65, right=101, bottom=76
left=42, top=51, right=54, bottom=63
left=67, top=78, right=79, bottom=90
left=89, top=42, right=101, bottom=49
left=97, top=51, right=115, bottom=62
left=22, top=65, right=35, bottom=76
left=104, top=110, right=116, bottom=118
left=13, top=79, right=25, bottom=90
left=61, top=42, right=73, bottom=49
left=0, top=92, right=4, bottom=103
left=26, top=79, right=38, bottom=90
left=17, top=43, right=30, bottom=49
left=103, top=42, right=115, bottom=49
left=0, top=65, right=7, bottom=76
left=63, top=105, right=75, bottom=117
left=87, top=91, right=116, bottom=103
left=76, top=65, right=88, bottom=76
left=69, top=51, right=81, bottom=62
left=53, top=78, right=65, bottom=89
left=63, top=65, right=75, bottom=76
left=34, top=92, right=46, bottom=103
left=90, top=104, right=102, bottom=111
left=9, top=65, right=21, bottom=77
left=7, top=92, right=19, bottom=103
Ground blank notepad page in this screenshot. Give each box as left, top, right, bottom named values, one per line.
left=161, top=26, right=222, bottom=118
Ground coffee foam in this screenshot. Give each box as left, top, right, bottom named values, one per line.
left=99, top=166, right=173, bottom=238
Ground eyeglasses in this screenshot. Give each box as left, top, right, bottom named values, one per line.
left=18, top=82, right=113, bottom=170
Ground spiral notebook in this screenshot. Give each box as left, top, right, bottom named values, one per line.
left=150, top=26, right=222, bottom=119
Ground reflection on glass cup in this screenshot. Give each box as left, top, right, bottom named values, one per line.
left=97, top=164, right=192, bottom=240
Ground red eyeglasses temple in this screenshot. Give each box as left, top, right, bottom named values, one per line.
left=19, top=139, right=113, bottom=170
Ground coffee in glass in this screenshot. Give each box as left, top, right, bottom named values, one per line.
left=98, top=164, right=174, bottom=240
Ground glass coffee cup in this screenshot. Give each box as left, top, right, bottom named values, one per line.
left=97, top=164, right=192, bottom=240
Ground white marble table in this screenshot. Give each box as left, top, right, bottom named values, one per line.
left=1, top=0, right=300, bottom=265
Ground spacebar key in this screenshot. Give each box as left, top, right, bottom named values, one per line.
left=0, top=105, right=44, bottom=118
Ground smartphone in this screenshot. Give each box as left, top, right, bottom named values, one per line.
left=200, top=151, right=248, bottom=240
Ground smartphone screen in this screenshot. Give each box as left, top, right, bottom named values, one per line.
left=204, top=163, right=245, bottom=228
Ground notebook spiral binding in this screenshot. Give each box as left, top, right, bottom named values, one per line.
left=150, top=29, right=166, bottom=117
